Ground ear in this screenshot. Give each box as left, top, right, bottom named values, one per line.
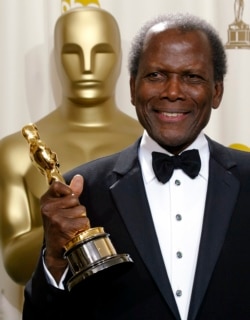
left=212, top=81, right=224, bottom=110
left=130, top=77, right=136, bottom=106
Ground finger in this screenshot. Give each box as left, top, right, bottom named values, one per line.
left=69, top=174, right=84, bottom=197
left=80, top=210, right=87, bottom=217
left=45, top=180, right=71, bottom=198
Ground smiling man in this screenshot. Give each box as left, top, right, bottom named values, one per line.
left=22, top=12, right=250, bottom=320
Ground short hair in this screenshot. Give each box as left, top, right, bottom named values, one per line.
left=128, top=13, right=227, bottom=81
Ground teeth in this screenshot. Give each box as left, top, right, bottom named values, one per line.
left=162, top=112, right=182, bottom=117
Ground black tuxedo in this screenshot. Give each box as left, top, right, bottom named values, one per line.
left=23, top=136, right=250, bottom=320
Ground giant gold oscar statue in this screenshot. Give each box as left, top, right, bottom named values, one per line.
left=0, top=6, right=142, bottom=286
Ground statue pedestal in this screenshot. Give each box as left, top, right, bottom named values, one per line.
left=225, top=20, right=250, bottom=49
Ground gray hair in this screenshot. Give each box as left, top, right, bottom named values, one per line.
left=128, top=13, right=227, bottom=81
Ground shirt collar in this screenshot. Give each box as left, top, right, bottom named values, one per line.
left=139, top=130, right=209, bottom=183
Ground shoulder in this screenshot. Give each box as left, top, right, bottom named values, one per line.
left=208, top=137, right=250, bottom=158
left=207, top=136, right=250, bottom=173
left=0, top=131, right=28, bottom=159
left=0, top=132, right=31, bottom=177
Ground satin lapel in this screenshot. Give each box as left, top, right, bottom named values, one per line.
left=110, top=162, right=181, bottom=320
left=188, top=147, right=240, bottom=320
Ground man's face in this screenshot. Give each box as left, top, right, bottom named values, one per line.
left=55, top=10, right=121, bottom=103
left=130, top=27, right=223, bottom=154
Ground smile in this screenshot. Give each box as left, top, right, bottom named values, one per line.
left=161, top=112, right=185, bottom=117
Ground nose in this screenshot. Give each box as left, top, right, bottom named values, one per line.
left=83, top=50, right=92, bottom=73
left=160, top=75, right=184, bottom=101
left=78, top=48, right=92, bottom=74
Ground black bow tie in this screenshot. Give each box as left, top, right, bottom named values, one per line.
left=152, top=149, right=201, bottom=183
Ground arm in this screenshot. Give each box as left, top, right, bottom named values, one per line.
left=23, top=175, right=91, bottom=319
left=0, top=137, right=44, bottom=284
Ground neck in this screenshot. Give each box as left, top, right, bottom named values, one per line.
left=59, top=96, right=118, bottom=127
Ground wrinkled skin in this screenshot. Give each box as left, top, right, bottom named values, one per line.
left=130, top=28, right=224, bottom=155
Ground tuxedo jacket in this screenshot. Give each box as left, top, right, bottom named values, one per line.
left=23, top=136, right=250, bottom=320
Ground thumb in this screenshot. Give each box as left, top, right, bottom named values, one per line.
left=69, top=174, right=84, bottom=196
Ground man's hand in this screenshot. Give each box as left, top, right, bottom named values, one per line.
left=41, top=174, right=90, bottom=283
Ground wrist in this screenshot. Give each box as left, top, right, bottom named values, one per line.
left=43, top=249, right=68, bottom=284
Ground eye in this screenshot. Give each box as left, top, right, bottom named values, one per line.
left=94, top=43, right=114, bottom=54
left=146, top=72, right=165, bottom=81
left=62, top=43, right=81, bottom=54
left=184, top=73, right=204, bottom=84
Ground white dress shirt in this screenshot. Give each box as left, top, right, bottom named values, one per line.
left=139, top=130, right=209, bottom=320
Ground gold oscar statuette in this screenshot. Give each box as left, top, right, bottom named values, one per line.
left=22, top=123, right=133, bottom=291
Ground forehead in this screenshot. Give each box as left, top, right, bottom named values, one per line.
left=140, top=27, right=213, bottom=73
left=55, top=10, right=121, bottom=51
left=144, top=27, right=210, bottom=52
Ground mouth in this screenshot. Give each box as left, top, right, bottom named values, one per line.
left=75, top=80, right=101, bottom=88
left=161, top=112, right=186, bottom=117
left=155, top=110, right=189, bottom=122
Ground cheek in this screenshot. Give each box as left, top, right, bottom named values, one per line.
left=62, top=55, right=81, bottom=79
left=133, top=83, right=155, bottom=106
left=135, top=107, right=151, bottom=130
left=95, top=54, right=117, bottom=80
left=195, top=104, right=213, bottom=130
left=191, top=88, right=213, bottom=113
